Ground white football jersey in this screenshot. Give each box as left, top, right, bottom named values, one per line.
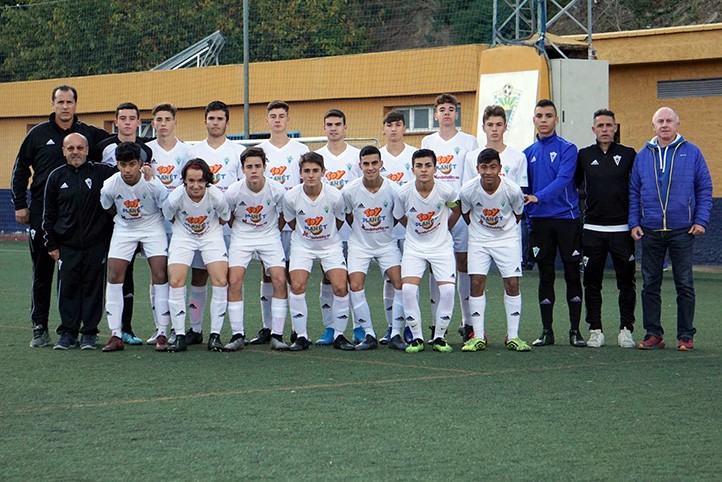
left=282, top=183, right=345, bottom=251
left=421, top=131, right=479, bottom=190
left=460, top=176, right=524, bottom=244
left=147, top=138, right=191, bottom=191
left=225, top=178, right=285, bottom=240
left=316, top=143, right=361, bottom=190
left=100, top=173, right=167, bottom=230
left=187, top=139, right=243, bottom=192
left=380, top=144, right=416, bottom=186
left=464, top=145, right=528, bottom=188
left=257, top=138, right=308, bottom=190
left=393, top=181, right=457, bottom=252
left=342, top=177, right=400, bottom=250
left=162, top=184, right=230, bottom=238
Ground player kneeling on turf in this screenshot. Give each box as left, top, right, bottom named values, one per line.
left=225, top=147, right=289, bottom=351
left=100, top=142, right=170, bottom=352
left=282, top=152, right=352, bottom=351
left=393, top=149, right=461, bottom=353
left=459, top=148, right=530, bottom=352
left=343, top=146, right=405, bottom=351
left=163, top=159, right=231, bottom=352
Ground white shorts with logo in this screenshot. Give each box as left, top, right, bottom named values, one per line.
left=347, top=242, right=401, bottom=275
left=229, top=235, right=286, bottom=271
left=401, top=246, right=456, bottom=283
left=108, top=224, right=168, bottom=261
left=289, top=243, right=347, bottom=273
left=169, top=232, right=228, bottom=267
left=451, top=221, right=468, bottom=253
left=468, top=238, right=523, bottom=278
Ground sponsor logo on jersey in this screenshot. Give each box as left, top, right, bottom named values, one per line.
left=304, top=216, right=326, bottom=236
left=363, top=207, right=385, bottom=227
left=209, top=164, right=226, bottom=183
left=386, top=172, right=404, bottom=183
left=186, top=215, right=208, bottom=233
left=325, top=170, right=347, bottom=189
left=481, top=207, right=501, bottom=226
left=269, top=166, right=290, bottom=184
left=416, top=211, right=436, bottom=230
left=156, top=165, right=177, bottom=185
left=437, top=155, right=455, bottom=175
left=245, top=205, right=265, bottom=224
left=123, top=198, right=142, bottom=218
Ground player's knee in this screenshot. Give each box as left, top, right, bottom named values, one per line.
left=332, top=284, right=348, bottom=297
left=504, top=278, right=520, bottom=296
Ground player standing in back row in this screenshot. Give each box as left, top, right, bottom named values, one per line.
left=421, top=94, right=478, bottom=342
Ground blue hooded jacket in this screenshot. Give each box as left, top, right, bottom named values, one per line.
left=629, top=134, right=712, bottom=230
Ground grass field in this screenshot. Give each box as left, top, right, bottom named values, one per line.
left=0, top=239, right=720, bottom=481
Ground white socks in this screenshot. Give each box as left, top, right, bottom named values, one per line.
left=350, top=290, right=375, bottom=337
left=402, top=284, right=422, bottom=340
left=168, top=286, right=187, bottom=335
left=289, top=292, right=308, bottom=339
left=228, top=300, right=244, bottom=335
left=105, top=283, right=124, bottom=338
left=271, top=297, right=288, bottom=336
left=505, top=293, right=522, bottom=339
left=469, top=294, right=487, bottom=340
left=189, top=285, right=206, bottom=333
left=260, top=281, right=273, bottom=330
left=153, top=282, right=170, bottom=336
left=434, top=283, right=455, bottom=338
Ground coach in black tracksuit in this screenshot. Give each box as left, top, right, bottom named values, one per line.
left=43, top=133, right=115, bottom=348
left=11, top=85, right=109, bottom=347
left=575, top=109, right=637, bottom=348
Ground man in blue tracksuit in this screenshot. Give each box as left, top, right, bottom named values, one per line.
left=629, top=107, right=712, bottom=351
left=524, top=99, right=586, bottom=347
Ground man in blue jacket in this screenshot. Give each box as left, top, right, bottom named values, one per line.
left=524, top=99, right=586, bottom=347
left=630, top=107, right=712, bottom=351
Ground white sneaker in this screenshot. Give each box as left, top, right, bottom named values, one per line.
left=146, top=329, right=159, bottom=345
left=587, top=329, right=605, bottom=348
left=618, top=328, right=635, bottom=348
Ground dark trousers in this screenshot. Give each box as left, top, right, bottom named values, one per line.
left=122, top=251, right=138, bottom=334
left=641, top=228, right=696, bottom=340
left=581, top=229, right=636, bottom=331
left=56, top=242, right=108, bottom=337
left=28, top=217, right=56, bottom=330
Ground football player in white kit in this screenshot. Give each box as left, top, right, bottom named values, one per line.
left=163, top=159, right=231, bottom=352
left=378, top=110, right=416, bottom=344
left=145, top=102, right=191, bottom=344
left=459, top=148, right=531, bottom=352
left=224, top=147, right=289, bottom=351
left=251, top=100, right=309, bottom=346
left=393, top=149, right=461, bottom=353
left=99, top=142, right=170, bottom=352
left=185, top=101, right=242, bottom=347
left=315, top=109, right=363, bottom=345
left=343, top=146, right=405, bottom=351
left=282, top=152, right=354, bottom=351
left=421, top=94, right=478, bottom=343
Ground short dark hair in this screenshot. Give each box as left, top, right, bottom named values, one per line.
left=323, top=108, right=346, bottom=124
left=152, top=102, right=177, bottom=117
left=116, top=102, right=140, bottom=119
left=482, top=105, right=507, bottom=124
left=593, top=108, right=615, bottom=122
left=241, top=146, right=267, bottom=167
left=52, top=85, right=77, bottom=102
left=383, top=110, right=405, bottom=125
left=300, top=151, right=325, bottom=171
left=205, top=100, right=229, bottom=121
left=359, top=145, right=381, bottom=159
left=435, top=93, right=458, bottom=109
left=535, top=99, right=557, bottom=115
left=115, top=142, right=141, bottom=163
left=182, top=158, right=214, bottom=185
left=412, top=148, right=437, bottom=166
left=477, top=148, right=501, bottom=165
left=267, top=100, right=289, bottom=112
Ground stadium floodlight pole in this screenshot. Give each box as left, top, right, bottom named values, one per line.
left=243, top=0, right=250, bottom=140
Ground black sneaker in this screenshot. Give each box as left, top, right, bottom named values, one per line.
left=532, top=329, right=555, bottom=347
left=250, top=328, right=272, bottom=345
left=355, top=334, right=378, bottom=351
left=289, top=336, right=310, bottom=352
left=167, top=334, right=187, bottom=352
left=207, top=333, right=224, bottom=352
left=569, top=329, right=587, bottom=347
left=224, top=333, right=246, bottom=351
left=30, top=327, right=52, bottom=348
left=290, top=331, right=298, bottom=344
left=53, top=332, right=78, bottom=350
left=388, top=334, right=408, bottom=351
left=270, top=334, right=289, bottom=351
left=333, top=334, right=355, bottom=351
left=186, top=329, right=203, bottom=345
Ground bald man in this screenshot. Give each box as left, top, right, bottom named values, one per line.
left=629, top=107, right=712, bottom=351
left=43, top=133, right=116, bottom=350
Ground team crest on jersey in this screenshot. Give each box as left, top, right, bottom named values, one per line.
left=269, top=166, right=289, bottom=184
left=85, top=178, right=92, bottom=189
left=323, top=206, right=329, bottom=213
left=383, top=200, right=388, bottom=207
left=363, top=207, right=385, bottom=227
left=614, top=155, right=621, bottom=166
left=500, top=200, right=506, bottom=207
left=175, top=157, right=183, bottom=166
left=186, top=215, right=208, bottom=233
left=223, top=156, right=230, bottom=165
left=245, top=205, right=265, bottom=224
left=325, top=170, right=347, bottom=189
left=286, top=156, right=293, bottom=164
left=437, top=155, right=455, bottom=175
left=454, top=147, right=460, bottom=155
left=481, top=208, right=501, bottom=226
left=157, top=165, right=177, bottom=185
left=493, top=83, right=522, bottom=128
left=304, top=216, right=326, bottom=236
left=123, top=198, right=142, bottom=218
left=503, top=166, right=510, bottom=175
left=346, top=163, right=353, bottom=171
left=416, top=211, right=436, bottom=230
left=386, top=172, right=404, bottom=183
left=530, top=156, right=537, bottom=163
left=550, top=152, right=557, bottom=163
left=436, top=203, right=442, bottom=210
